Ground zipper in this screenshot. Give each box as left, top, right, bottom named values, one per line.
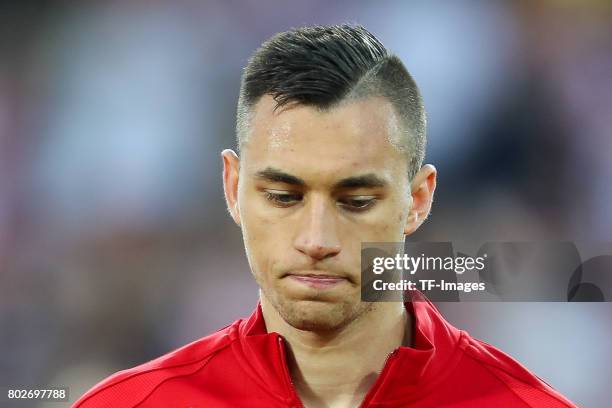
left=358, top=348, right=400, bottom=408
left=277, top=335, right=305, bottom=408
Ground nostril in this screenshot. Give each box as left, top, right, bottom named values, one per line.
left=295, top=242, right=341, bottom=261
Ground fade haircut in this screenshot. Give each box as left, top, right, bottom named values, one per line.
left=236, top=24, right=427, bottom=180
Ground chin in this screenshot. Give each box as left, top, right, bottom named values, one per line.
left=276, top=297, right=366, bottom=332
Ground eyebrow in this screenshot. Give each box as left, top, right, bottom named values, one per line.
left=333, top=174, right=388, bottom=189
left=253, top=167, right=388, bottom=189
left=254, top=167, right=305, bottom=186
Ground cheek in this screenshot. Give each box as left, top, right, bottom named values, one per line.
left=352, top=200, right=408, bottom=241
left=242, top=226, right=275, bottom=289
left=362, top=220, right=403, bottom=241
left=240, top=199, right=291, bottom=275
left=241, top=205, right=291, bottom=247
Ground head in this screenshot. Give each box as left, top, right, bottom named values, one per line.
left=222, top=25, right=436, bottom=332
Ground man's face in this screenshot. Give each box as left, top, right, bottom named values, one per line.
left=229, top=95, right=414, bottom=331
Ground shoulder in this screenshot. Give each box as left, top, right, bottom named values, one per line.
left=72, top=321, right=239, bottom=408
left=461, top=334, right=578, bottom=407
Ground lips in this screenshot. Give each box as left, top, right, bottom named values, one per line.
left=287, top=271, right=348, bottom=289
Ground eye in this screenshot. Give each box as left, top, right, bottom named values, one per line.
left=263, top=190, right=302, bottom=207
left=338, top=196, right=377, bottom=212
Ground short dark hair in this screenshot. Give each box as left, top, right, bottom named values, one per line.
left=236, top=24, right=426, bottom=180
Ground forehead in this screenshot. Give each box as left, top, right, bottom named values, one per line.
left=241, top=95, right=407, bottom=184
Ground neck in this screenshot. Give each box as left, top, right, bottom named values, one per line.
left=261, top=296, right=411, bottom=408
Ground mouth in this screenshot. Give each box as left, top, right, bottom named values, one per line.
left=286, top=271, right=349, bottom=289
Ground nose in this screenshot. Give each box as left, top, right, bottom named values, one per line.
left=293, top=195, right=341, bottom=261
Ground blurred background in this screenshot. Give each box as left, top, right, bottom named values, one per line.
left=1, top=0, right=611, bottom=406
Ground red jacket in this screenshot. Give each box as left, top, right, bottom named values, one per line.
left=74, top=294, right=578, bottom=407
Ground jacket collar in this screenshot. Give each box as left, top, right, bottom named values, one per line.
left=231, top=291, right=464, bottom=404
left=368, top=292, right=465, bottom=403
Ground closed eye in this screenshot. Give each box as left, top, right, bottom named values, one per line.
left=337, top=196, right=377, bottom=212
left=263, top=190, right=302, bottom=207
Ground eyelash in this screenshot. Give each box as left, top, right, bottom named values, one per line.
left=340, top=197, right=376, bottom=211
left=263, top=191, right=302, bottom=206
left=263, top=191, right=377, bottom=212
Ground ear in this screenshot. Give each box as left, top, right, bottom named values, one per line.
left=221, top=149, right=241, bottom=226
left=404, top=164, right=437, bottom=236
